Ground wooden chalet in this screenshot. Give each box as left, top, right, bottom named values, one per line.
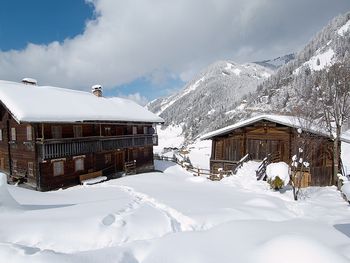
left=201, top=115, right=350, bottom=187
left=0, top=79, right=164, bottom=191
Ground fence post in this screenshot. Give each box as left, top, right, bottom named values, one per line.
left=197, top=168, right=200, bottom=176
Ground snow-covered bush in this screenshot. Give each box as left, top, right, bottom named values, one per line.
left=267, top=176, right=284, bottom=190
left=266, top=162, right=290, bottom=190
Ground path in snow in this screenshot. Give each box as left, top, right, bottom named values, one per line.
left=117, top=185, right=198, bottom=232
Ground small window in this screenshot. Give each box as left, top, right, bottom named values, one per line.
left=74, top=158, right=84, bottom=172
left=26, top=125, right=33, bottom=141
left=132, top=126, right=137, bottom=135
left=11, top=128, right=16, bottom=141
left=73, top=125, right=82, bottom=138
left=105, top=153, right=112, bottom=164
left=104, top=127, right=111, bottom=136
left=143, top=127, right=148, bottom=134
left=28, top=162, right=34, bottom=177
left=0, top=129, right=2, bottom=141
left=53, top=161, right=64, bottom=176
left=52, top=126, right=62, bottom=139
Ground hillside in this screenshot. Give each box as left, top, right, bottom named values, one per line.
left=147, top=61, right=273, bottom=141
left=241, top=12, right=350, bottom=117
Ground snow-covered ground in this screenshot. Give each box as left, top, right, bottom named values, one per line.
left=1, top=159, right=350, bottom=263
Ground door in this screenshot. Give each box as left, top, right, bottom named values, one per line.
left=115, top=151, right=125, bottom=172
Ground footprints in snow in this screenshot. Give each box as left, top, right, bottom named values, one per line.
left=101, top=185, right=198, bottom=233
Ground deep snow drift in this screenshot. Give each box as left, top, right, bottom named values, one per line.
left=0, top=161, right=350, bottom=262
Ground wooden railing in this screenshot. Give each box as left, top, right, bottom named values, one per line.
left=38, top=135, right=158, bottom=160
left=232, top=154, right=251, bottom=175
left=255, top=152, right=280, bottom=181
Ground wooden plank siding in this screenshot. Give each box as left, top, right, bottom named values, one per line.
left=0, top=99, right=158, bottom=191
left=210, top=120, right=336, bottom=187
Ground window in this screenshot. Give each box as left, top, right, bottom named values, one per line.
left=132, top=126, right=137, bottom=135
left=11, top=128, right=16, bottom=141
left=143, top=127, right=148, bottom=134
left=52, top=126, right=62, bottom=139
left=28, top=162, right=34, bottom=177
left=53, top=161, right=64, bottom=176
left=105, top=127, right=111, bottom=136
left=105, top=153, right=112, bottom=164
left=73, top=125, right=82, bottom=138
left=27, top=125, right=33, bottom=141
left=0, top=129, right=2, bottom=141
left=74, top=158, right=84, bottom=172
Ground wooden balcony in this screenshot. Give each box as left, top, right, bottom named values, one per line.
left=37, top=135, right=158, bottom=160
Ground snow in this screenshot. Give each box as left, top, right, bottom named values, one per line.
left=201, top=114, right=350, bottom=142
left=294, top=49, right=335, bottom=74
left=338, top=19, right=350, bottom=36
left=266, top=162, right=290, bottom=186
left=153, top=124, right=185, bottom=154
left=341, top=183, right=350, bottom=201
left=201, top=114, right=324, bottom=140
left=225, top=63, right=241, bottom=76
left=1, top=161, right=350, bottom=262
left=0, top=80, right=164, bottom=123
left=81, top=176, right=107, bottom=185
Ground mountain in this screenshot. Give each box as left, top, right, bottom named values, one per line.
left=238, top=11, right=350, bottom=117
left=149, top=11, right=350, bottom=145
left=147, top=61, right=273, bottom=141
left=254, top=53, right=296, bottom=70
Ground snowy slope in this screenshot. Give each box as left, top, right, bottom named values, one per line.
left=148, top=61, right=273, bottom=142
left=1, top=162, right=350, bottom=262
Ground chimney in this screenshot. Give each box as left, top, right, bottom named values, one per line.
left=22, top=78, right=37, bottom=86
left=91, top=84, right=103, bottom=97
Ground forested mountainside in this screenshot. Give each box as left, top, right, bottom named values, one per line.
left=243, top=11, right=350, bottom=116
left=149, top=11, right=350, bottom=143
left=147, top=61, right=273, bottom=140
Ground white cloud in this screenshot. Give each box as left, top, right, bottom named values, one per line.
left=119, top=92, right=149, bottom=106
left=0, top=0, right=349, bottom=92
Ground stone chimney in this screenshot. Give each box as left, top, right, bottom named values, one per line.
left=22, top=78, right=37, bottom=86
left=91, top=84, right=103, bottom=97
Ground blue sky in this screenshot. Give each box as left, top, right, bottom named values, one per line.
left=0, top=0, right=349, bottom=105
left=0, top=0, right=93, bottom=51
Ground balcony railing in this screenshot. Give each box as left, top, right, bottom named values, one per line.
left=38, top=135, right=158, bottom=160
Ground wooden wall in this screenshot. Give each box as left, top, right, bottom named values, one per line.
left=210, top=120, right=336, bottom=186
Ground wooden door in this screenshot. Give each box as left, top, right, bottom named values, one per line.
left=115, top=151, right=125, bottom=172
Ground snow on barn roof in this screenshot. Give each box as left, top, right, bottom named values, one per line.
left=201, top=114, right=350, bottom=142
left=0, top=80, right=164, bottom=123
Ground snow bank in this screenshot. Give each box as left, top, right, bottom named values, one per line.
left=341, top=183, right=350, bottom=202
left=0, top=173, right=20, bottom=210
left=266, top=162, right=290, bottom=186
left=255, top=234, right=349, bottom=263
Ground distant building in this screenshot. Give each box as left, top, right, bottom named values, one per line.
left=0, top=79, right=164, bottom=191
left=201, top=114, right=350, bottom=187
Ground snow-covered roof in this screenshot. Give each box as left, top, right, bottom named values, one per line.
left=201, top=114, right=350, bottom=142
left=0, top=80, right=164, bottom=123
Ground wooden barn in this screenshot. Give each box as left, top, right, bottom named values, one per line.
left=201, top=115, right=350, bottom=187
left=0, top=79, right=164, bottom=191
